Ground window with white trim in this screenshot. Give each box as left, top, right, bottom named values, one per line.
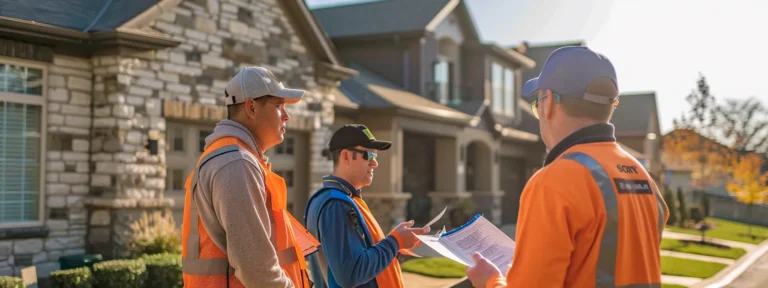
left=491, top=62, right=503, bottom=113
left=504, top=68, right=515, bottom=116
left=0, top=59, right=46, bottom=226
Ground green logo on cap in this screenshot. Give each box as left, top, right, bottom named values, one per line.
left=362, top=128, right=375, bottom=140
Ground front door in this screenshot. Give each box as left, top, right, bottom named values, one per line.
left=500, top=156, right=526, bottom=224
left=402, top=131, right=435, bottom=226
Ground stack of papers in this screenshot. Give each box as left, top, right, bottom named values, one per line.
left=416, top=208, right=516, bottom=269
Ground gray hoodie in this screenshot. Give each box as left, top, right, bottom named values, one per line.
left=193, top=119, right=292, bottom=287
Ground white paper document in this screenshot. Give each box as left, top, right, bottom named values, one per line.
left=422, top=206, right=447, bottom=229
left=416, top=215, right=515, bottom=269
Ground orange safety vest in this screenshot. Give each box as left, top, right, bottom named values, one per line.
left=181, top=136, right=319, bottom=287
left=488, top=142, right=668, bottom=287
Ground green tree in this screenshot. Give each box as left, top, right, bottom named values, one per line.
left=677, top=187, right=688, bottom=227
left=663, top=187, right=677, bottom=226
left=700, top=191, right=711, bottom=219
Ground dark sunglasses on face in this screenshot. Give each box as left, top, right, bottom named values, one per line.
left=344, top=148, right=377, bottom=162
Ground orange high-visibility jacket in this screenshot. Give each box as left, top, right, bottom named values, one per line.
left=488, top=124, right=669, bottom=288
left=181, top=136, right=313, bottom=287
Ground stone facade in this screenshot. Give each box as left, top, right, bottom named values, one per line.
left=1, top=0, right=341, bottom=277
left=0, top=55, right=94, bottom=278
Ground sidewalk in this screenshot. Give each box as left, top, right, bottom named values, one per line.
left=724, top=249, right=768, bottom=288
left=663, top=275, right=704, bottom=287
left=402, top=272, right=466, bottom=288
left=660, top=250, right=736, bottom=265
left=662, top=231, right=758, bottom=251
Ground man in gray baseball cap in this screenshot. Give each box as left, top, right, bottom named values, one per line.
left=181, top=66, right=315, bottom=287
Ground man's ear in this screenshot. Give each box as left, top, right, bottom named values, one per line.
left=544, top=90, right=555, bottom=120
left=244, top=98, right=257, bottom=119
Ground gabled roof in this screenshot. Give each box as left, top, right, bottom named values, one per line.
left=612, top=92, right=660, bottom=136
left=0, top=0, right=159, bottom=32
left=0, top=0, right=356, bottom=78
left=312, top=0, right=479, bottom=41
left=520, top=40, right=587, bottom=90
left=337, top=63, right=473, bottom=124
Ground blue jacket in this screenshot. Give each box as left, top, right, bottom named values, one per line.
left=304, top=176, right=401, bottom=288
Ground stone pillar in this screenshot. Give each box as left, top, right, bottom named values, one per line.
left=86, top=55, right=171, bottom=260
left=434, top=137, right=460, bottom=193
left=362, top=193, right=412, bottom=232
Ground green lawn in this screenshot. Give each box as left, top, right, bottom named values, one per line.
left=401, top=258, right=466, bottom=278
left=662, top=284, right=687, bottom=288
left=661, top=238, right=747, bottom=259
left=666, top=218, right=768, bottom=244
left=661, top=256, right=727, bottom=279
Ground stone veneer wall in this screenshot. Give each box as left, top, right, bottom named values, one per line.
left=0, top=55, right=93, bottom=278
left=3, top=0, right=340, bottom=277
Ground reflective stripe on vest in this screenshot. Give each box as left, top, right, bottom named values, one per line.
left=183, top=144, right=240, bottom=276
left=562, top=152, right=666, bottom=288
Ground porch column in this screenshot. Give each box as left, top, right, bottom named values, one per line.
left=364, top=126, right=411, bottom=230
left=86, top=55, right=173, bottom=260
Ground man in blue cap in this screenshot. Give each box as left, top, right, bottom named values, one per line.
left=466, top=46, right=669, bottom=287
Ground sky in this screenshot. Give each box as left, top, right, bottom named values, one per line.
left=305, top=0, right=768, bottom=134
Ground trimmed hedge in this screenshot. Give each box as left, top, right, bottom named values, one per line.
left=49, top=267, right=93, bottom=288
left=140, top=253, right=182, bottom=288
left=0, top=276, right=23, bottom=288
left=92, top=259, right=147, bottom=288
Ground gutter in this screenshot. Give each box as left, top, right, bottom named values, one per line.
left=0, top=16, right=89, bottom=44
left=0, top=16, right=181, bottom=55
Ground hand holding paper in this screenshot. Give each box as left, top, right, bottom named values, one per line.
left=415, top=215, right=516, bottom=269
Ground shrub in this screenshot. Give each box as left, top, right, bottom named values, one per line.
left=676, top=187, right=688, bottom=226
left=690, top=207, right=704, bottom=223
left=140, top=253, right=183, bottom=288
left=126, top=210, right=182, bottom=257
left=0, top=276, right=23, bottom=288
left=663, top=187, right=678, bottom=225
left=49, top=267, right=93, bottom=288
left=92, top=259, right=147, bottom=288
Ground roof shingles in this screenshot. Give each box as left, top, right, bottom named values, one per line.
left=312, top=0, right=451, bottom=38
left=0, top=0, right=159, bottom=32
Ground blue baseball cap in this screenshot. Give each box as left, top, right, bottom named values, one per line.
left=523, top=46, right=619, bottom=104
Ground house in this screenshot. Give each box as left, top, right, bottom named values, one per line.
left=518, top=41, right=663, bottom=180
left=0, top=0, right=356, bottom=277
left=662, top=128, right=768, bottom=226
left=311, top=0, right=541, bottom=229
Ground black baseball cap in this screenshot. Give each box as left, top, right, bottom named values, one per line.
left=329, top=124, right=392, bottom=152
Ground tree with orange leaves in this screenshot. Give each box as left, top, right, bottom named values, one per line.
left=726, top=152, right=768, bottom=237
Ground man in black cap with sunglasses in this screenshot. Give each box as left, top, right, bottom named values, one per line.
left=303, top=124, right=429, bottom=288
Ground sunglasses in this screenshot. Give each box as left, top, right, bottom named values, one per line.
left=344, top=148, right=377, bottom=162
left=530, top=91, right=560, bottom=119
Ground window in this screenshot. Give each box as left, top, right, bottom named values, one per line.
left=504, top=68, right=515, bottom=116
left=433, top=60, right=453, bottom=105
left=276, top=136, right=294, bottom=155
left=491, top=62, right=503, bottom=113
left=276, top=170, right=294, bottom=188
left=168, top=169, right=185, bottom=191
left=0, top=59, right=46, bottom=226
left=199, top=130, right=212, bottom=153
left=167, top=127, right=184, bottom=152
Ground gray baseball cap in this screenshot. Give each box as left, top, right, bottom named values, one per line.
left=224, top=67, right=305, bottom=105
